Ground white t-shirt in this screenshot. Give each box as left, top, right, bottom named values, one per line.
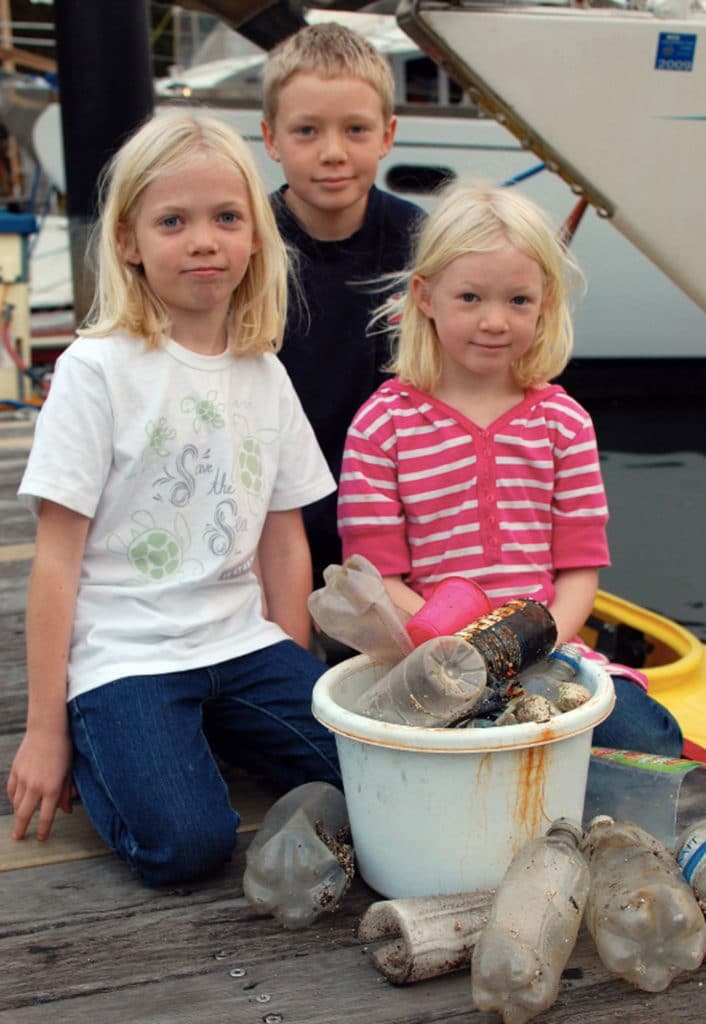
left=19, top=332, right=336, bottom=700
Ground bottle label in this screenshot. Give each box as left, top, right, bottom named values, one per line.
left=550, top=648, right=580, bottom=672
left=456, top=598, right=557, bottom=680
left=592, top=747, right=700, bottom=775
left=676, top=829, right=706, bottom=884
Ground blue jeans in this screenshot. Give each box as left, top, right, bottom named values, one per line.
left=592, top=675, right=683, bottom=756
left=68, top=640, right=341, bottom=887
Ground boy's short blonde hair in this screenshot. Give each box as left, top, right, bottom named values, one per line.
left=81, top=110, right=288, bottom=355
left=385, top=181, right=583, bottom=391
left=262, top=22, right=394, bottom=124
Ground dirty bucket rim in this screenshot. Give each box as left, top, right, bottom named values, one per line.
left=312, top=654, right=616, bottom=754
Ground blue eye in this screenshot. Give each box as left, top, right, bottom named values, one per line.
left=461, top=292, right=478, bottom=303
left=160, top=215, right=181, bottom=229
left=218, top=211, right=238, bottom=225
left=511, top=296, right=529, bottom=306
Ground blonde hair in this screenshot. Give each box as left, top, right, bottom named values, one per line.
left=384, top=181, right=583, bottom=391
left=80, top=110, right=288, bottom=355
left=262, top=22, right=394, bottom=124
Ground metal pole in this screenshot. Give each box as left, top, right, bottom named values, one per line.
left=53, top=0, right=154, bottom=323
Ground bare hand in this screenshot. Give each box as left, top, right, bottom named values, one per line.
left=7, top=729, right=73, bottom=841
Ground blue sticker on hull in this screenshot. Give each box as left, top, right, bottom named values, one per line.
left=655, top=32, right=697, bottom=71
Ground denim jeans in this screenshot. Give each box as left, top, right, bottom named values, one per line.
left=592, top=675, right=683, bottom=756
left=68, top=640, right=341, bottom=887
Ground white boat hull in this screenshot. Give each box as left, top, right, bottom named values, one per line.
left=31, top=100, right=705, bottom=360
left=399, top=1, right=706, bottom=314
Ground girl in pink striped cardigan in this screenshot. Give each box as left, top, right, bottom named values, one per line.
left=338, top=182, right=681, bottom=755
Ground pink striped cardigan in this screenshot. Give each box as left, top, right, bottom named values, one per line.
left=338, top=379, right=647, bottom=689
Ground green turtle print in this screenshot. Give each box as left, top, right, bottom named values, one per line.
left=233, top=413, right=279, bottom=513
left=107, top=510, right=202, bottom=582
left=181, top=390, right=225, bottom=433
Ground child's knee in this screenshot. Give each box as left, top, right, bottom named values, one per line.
left=130, top=811, right=239, bottom=887
left=593, top=676, right=683, bottom=757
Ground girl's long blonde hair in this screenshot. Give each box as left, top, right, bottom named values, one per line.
left=383, top=181, right=583, bottom=391
left=80, top=110, right=288, bottom=355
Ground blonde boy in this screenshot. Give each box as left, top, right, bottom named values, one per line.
left=261, top=22, right=424, bottom=591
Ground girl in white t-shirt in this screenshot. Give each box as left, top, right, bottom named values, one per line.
left=8, top=112, right=340, bottom=885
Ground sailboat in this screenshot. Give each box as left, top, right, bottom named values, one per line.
left=394, top=0, right=706, bottom=753
left=22, top=7, right=706, bottom=363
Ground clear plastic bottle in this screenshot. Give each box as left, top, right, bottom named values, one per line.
left=353, top=635, right=487, bottom=727
left=581, top=815, right=706, bottom=991
left=675, top=818, right=706, bottom=902
left=471, top=819, right=589, bottom=1024
left=514, top=643, right=582, bottom=700
left=243, top=782, right=354, bottom=930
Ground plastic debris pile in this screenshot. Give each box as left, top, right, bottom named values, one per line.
left=239, top=563, right=706, bottom=1019
left=308, top=558, right=592, bottom=729
left=242, top=793, right=706, bottom=1019
left=358, top=815, right=706, bottom=1023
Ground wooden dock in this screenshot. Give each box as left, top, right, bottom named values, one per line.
left=2, top=409, right=706, bottom=1024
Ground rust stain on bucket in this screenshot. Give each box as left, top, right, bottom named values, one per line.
left=512, top=744, right=550, bottom=852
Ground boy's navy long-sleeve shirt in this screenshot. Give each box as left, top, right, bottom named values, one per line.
left=271, top=184, right=424, bottom=584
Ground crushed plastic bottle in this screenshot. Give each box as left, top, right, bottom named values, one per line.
left=581, top=815, right=706, bottom=991
left=471, top=819, right=589, bottom=1024
left=307, top=554, right=414, bottom=663
left=675, top=818, right=706, bottom=903
left=243, top=782, right=354, bottom=930
left=352, top=635, right=487, bottom=727
left=358, top=889, right=495, bottom=984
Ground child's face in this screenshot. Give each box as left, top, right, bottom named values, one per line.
left=412, top=246, right=545, bottom=389
left=262, top=72, right=396, bottom=240
left=118, top=153, right=260, bottom=351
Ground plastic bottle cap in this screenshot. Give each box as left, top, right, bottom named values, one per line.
left=587, top=814, right=615, bottom=829
left=547, top=817, right=584, bottom=843
left=549, top=646, right=582, bottom=671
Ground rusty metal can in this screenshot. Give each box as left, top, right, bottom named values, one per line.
left=455, top=598, right=557, bottom=681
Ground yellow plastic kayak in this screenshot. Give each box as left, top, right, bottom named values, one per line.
left=582, top=590, right=706, bottom=754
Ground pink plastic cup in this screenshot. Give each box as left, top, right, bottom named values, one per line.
left=405, top=577, right=493, bottom=647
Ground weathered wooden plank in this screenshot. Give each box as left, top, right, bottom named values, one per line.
left=1, top=608, right=26, bottom=651
left=0, top=436, right=36, bottom=546
left=0, top=645, right=30, bottom=739
left=0, top=543, right=34, bottom=564
left=0, top=803, right=112, bottom=871
left=2, top=864, right=706, bottom=1024
left=3, top=848, right=706, bottom=1024
left=0, top=415, right=35, bottom=446
left=1, top=849, right=371, bottom=1013
left=0, top=513, right=35, bottom=545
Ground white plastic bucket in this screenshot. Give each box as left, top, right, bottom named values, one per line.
left=312, top=655, right=615, bottom=897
